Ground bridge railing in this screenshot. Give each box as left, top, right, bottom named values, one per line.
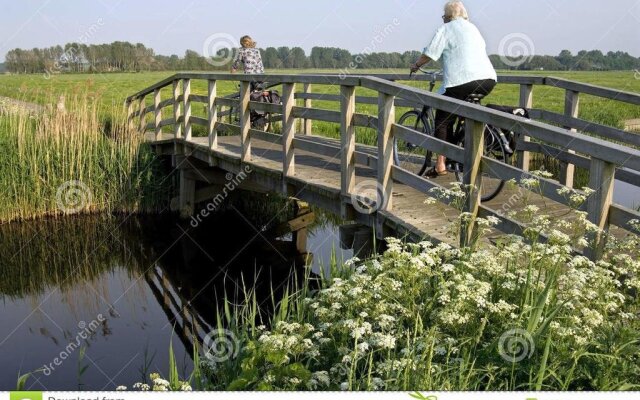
left=125, top=72, right=640, bottom=259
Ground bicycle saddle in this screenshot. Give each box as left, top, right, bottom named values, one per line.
left=465, top=93, right=485, bottom=103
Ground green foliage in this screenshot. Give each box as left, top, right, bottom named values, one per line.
left=5, top=43, right=640, bottom=73
left=0, top=91, right=171, bottom=222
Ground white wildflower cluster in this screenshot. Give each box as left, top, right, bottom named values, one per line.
left=258, top=321, right=319, bottom=360
left=121, top=373, right=192, bottom=392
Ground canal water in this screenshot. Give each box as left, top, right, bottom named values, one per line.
left=0, top=204, right=353, bottom=391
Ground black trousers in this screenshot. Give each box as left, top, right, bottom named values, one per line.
left=434, top=79, right=496, bottom=142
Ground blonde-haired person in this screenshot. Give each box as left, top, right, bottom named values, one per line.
left=231, top=35, right=265, bottom=91
left=410, top=1, right=497, bottom=178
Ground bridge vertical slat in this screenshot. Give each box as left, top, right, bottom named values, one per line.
left=560, top=90, right=579, bottom=188
left=460, top=118, right=485, bottom=248
left=154, top=88, right=162, bottom=140
left=138, top=96, right=146, bottom=133
left=340, top=85, right=356, bottom=201
left=239, top=81, right=251, bottom=162
left=208, top=80, right=217, bottom=151
left=183, top=79, right=192, bottom=141
left=585, top=158, right=615, bottom=260
left=282, top=82, right=296, bottom=184
left=517, top=84, right=533, bottom=172
left=303, top=83, right=312, bottom=135
left=173, top=80, right=182, bottom=139
left=377, top=92, right=395, bottom=211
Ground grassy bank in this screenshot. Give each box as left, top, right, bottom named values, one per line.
left=0, top=92, right=171, bottom=223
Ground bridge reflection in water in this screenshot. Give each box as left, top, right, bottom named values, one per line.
left=0, top=201, right=360, bottom=390
left=141, top=201, right=336, bottom=355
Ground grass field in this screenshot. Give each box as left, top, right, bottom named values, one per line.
left=0, top=69, right=639, bottom=131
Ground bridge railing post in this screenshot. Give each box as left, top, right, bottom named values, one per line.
left=517, top=84, right=533, bottom=172
left=154, top=88, right=162, bottom=140
left=138, top=96, right=146, bottom=133
left=173, top=80, right=182, bottom=139
left=340, top=84, right=356, bottom=217
left=282, top=82, right=296, bottom=189
left=460, top=118, right=485, bottom=248
left=560, top=89, right=579, bottom=188
left=182, top=78, right=192, bottom=141
left=239, top=80, right=251, bottom=162
left=208, top=80, right=217, bottom=151
left=377, top=92, right=395, bottom=212
left=585, top=157, right=615, bottom=260
left=126, top=100, right=135, bottom=131
left=302, top=83, right=312, bottom=135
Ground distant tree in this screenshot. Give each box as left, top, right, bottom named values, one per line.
left=3, top=43, right=639, bottom=74
left=262, top=47, right=281, bottom=69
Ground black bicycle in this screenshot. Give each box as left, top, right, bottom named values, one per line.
left=220, top=82, right=282, bottom=132
left=394, top=69, right=514, bottom=202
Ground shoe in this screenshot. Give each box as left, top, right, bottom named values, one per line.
left=425, top=167, right=448, bottom=178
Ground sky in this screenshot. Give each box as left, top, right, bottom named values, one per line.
left=0, top=0, right=639, bottom=61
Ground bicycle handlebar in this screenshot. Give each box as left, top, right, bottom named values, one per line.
left=409, top=68, right=442, bottom=81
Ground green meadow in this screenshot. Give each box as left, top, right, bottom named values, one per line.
left=0, top=69, right=638, bottom=128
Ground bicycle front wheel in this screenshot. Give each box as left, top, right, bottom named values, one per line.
left=394, top=110, right=434, bottom=175
left=453, top=125, right=510, bottom=202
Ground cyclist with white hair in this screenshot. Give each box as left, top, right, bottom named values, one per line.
left=410, top=0, right=497, bottom=178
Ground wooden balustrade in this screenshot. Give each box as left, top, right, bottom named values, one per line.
left=125, top=72, right=640, bottom=260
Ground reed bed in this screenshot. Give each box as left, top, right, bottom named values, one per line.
left=0, top=91, right=171, bottom=223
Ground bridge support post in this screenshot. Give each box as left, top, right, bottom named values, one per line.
left=282, top=82, right=296, bottom=193
left=173, top=80, right=182, bottom=139
left=154, top=88, right=162, bottom=141
left=340, top=85, right=356, bottom=219
left=585, top=158, right=615, bottom=260
left=239, top=81, right=251, bottom=162
left=207, top=80, right=218, bottom=165
left=183, top=79, right=192, bottom=141
left=517, top=84, right=533, bottom=172
left=377, top=92, right=395, bottom=211
left=302, top=83, right=312, bottom=135
left=138, top=97, right=146, bottom=133
left=460, top=118, right=485, bottom=248
left=126, top=100, right=135, bottom=131
left=560, top=90, right=579, bottom=188
left=178, top=165, right=196, bottom=219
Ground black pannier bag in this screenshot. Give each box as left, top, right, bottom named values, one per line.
left=249, top=89, right=281, bottom=129
left=485, top=104, right=531, bottom=154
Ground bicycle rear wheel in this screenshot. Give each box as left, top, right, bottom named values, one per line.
left=394, top=109, right=434, bottom=175
left=453, top=125, right=510, bottom=202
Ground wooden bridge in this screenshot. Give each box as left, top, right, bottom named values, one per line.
left=126, top=72, right=640, bottom=260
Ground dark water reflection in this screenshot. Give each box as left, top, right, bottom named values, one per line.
left=0, top=204, right=351, bottom=391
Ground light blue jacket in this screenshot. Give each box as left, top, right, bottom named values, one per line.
left=423, top=19, right=497, bottom=93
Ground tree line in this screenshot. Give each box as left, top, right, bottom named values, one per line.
left=3, top=41, right=639, bottom=74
